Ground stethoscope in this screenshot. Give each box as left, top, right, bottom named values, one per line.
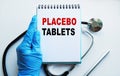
left=2, top=18, right=104, bottom=76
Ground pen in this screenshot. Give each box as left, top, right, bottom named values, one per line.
left=84, top=50, right=110, bottom=76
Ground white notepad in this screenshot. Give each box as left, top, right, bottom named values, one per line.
left=37, top=4, right=81, bottom=63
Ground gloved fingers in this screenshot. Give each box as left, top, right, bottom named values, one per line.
left=23, top=15, right=37, bottom=47
left=32, top=30, right=41, bottom=52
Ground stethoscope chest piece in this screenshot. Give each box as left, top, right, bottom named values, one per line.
left=88, top=18, right=103, bottom=32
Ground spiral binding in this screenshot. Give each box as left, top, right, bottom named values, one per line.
left=38, top=4, right=80, bottom=9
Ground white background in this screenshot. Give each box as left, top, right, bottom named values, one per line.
left=0, top=0, right=120, bottom=76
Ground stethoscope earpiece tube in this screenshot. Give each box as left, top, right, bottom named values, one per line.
left=2, top=30, right=27, bottom=76
left=43, top=64, right=75, bottom=76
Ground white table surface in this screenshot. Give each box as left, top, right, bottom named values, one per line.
left=0, top=0, right=120, bottom=76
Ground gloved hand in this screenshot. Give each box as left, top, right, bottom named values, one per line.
left=16, top=15, right=42, bottom=76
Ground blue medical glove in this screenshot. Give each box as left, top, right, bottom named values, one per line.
left=16, top=15, right=42, bottom=76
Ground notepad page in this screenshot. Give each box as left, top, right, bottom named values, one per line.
left=37, top=4, right=81, bottom=63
